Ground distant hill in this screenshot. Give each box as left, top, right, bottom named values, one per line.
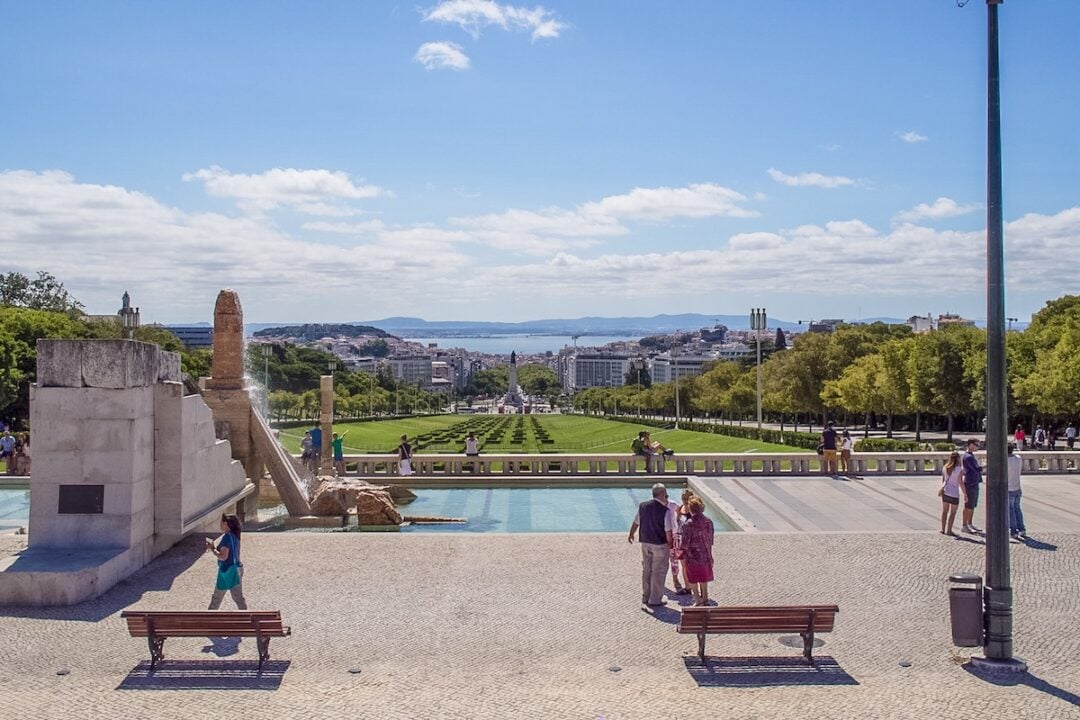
left=353, top=313, right=804, bottom=335
left=253, top=323, right=393, bottom=341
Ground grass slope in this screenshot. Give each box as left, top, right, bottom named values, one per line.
left=278, top=415, right=804, bottom=455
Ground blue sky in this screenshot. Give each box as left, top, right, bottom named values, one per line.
left=2, top=1, right=1077, bottom=324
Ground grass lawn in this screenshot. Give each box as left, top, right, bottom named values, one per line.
left=277, top=414, right=806, bottom=455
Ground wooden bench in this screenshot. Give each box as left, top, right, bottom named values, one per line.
left=677, top=605, right=839, bottom=664
left=121, top=610, right=291, bottom=669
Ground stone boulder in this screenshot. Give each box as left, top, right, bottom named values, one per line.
left=356, top=490, right=403, bottom=526
left=308, top=478, right=412, bottom=519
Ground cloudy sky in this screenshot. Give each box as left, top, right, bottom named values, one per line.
left=2, top=1, right=1078, bottom=324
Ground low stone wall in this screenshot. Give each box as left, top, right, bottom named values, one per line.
left=333, top=450, right=1080, bottom=479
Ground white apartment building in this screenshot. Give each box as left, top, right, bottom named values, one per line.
left=650, top=353, right=716, bottom=383
left=386, top=355, right=433, bottom=387
left=563, top=352, right=633, bottom=391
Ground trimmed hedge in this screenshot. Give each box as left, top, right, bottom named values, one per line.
left=602, top=415, right=821, bottom=450
left=854, top=438, right=955, bottom=452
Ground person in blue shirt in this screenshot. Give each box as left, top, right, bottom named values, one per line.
left=961, top=439, right=984, bottom=534
left=309, top=426, right=323, bottom=471
left=206, top=514, right=247, bottom=609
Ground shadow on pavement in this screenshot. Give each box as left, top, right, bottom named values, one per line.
left=201, top=636, right=242, bottom=657
left=0, top=536, right=206, bottom=622
left=1020, top=536, right=1058, bottom=552
left=117, top=659, right=290, bottom=691
left=683, top=655, right=858, bottom=687
left=963, top=666, right=1079, bottom=708
left=641, top=604, right=681, bottom=625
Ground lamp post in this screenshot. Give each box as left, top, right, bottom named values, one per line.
left=672, top=341, right=680, bottom=430
left=750, top=308, right=766, bottom=432
left=979, top=0, right=1021, bottom=670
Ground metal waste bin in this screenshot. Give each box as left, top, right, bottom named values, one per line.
left=948, top=573, right=984, bottom=647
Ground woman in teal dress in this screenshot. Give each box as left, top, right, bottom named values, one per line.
left=206, top=514, right=247, bottom=610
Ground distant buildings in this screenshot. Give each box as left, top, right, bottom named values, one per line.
left=165, top=325, right=214, bottom=350
left=650, top=353, right=714, bottom=383
left=905, top=313, right=977, bottom=333
left=560, top=352, right=633, bottom=391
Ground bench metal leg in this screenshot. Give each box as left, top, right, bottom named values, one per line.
left=800, top=631, right=815, bottom=665
left=147, top=636, right=165, bottom=670
left=257, top=636, right=271, bottom=668
left=697, top=633, right=706, bottom=662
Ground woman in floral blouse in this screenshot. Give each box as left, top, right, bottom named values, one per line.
left=680, top=496, right=715, bottom=606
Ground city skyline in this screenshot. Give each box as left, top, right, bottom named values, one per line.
left=2, top=1, right=1078, bottom=323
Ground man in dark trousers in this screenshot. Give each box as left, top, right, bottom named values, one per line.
left=821, top=422, right=838, bottom=476
left=962, top=439, right=984, bottom=534
left=628, top=483, right=676, bottom=607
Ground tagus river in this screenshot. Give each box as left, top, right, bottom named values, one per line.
left=404, top=334, right=640, bottom=355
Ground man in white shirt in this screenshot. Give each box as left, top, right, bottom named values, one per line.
left=1007, top=444, right=1026, bottom=540
left=1066, top=423, right=1077, bottom=451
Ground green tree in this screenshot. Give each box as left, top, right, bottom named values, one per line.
left=0, top=271, right=84, bottom=313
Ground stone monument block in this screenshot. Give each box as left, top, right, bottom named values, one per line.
left=206, top=289, right=245, bottom=390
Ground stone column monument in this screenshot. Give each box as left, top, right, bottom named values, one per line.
left=201, top=290, right=262, bottom=516
left=320, top=374, right=334, bottom=474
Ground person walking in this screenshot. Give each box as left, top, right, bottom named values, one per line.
left=665, top=490, right=691, bottom=596
left=839, top=430, right=853, bottom=475
left=1065, top=422, right=1077, bottom=450
left=939, top=451, right=963, bottom=536
left=206, top=514, right=247, bottom=610
left=680, top=496, right=715, bottom=606
left=961, top=439, right=984, bottom=534
left=1047, top=424, right=1057, bottom=451
left=331, top=431, right=349, bottom=475
left=1033, top=425, right=1046, bottom=450
left=1007, top=444, right=1026, bottom=540
left=397, top=434, right=414, bottom=477
left=0, top=431, right=14, bottom=474
left=300, top=431, right=314, bottom=473
left=627, top=483, right=676, bottom=607
left=821, top=422, right=838, bottom=476
left=1013, top=425, right=1026, bottom=449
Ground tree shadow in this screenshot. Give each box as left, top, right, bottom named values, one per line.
left=117, top=659, right=290, bottom=691
left=0, top=535, right=207, bottom=622
left=683, top=656, right=858, bottom=687
left=963, top=665, right=1079, bottom=708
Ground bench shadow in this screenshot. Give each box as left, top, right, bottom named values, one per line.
left=117, top=659, right=290, bottom=691
left=683, top=656, right=858, bottom=687
left=963, top=665, right=1079, bottom=708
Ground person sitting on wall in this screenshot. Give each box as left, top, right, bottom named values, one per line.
left=631, top=431, right=655, bottom=473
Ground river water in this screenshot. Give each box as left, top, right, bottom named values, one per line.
left=404, top=334, right=640, bottom=355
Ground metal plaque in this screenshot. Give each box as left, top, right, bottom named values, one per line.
left=58, top=485, right=105, bottom=514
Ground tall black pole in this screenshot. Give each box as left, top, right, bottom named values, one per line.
left=983, top=0, right=1013, bottom=662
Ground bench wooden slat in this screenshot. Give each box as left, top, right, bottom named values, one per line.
left=121, top=610, right=291, bottom=669
left=676, top=605, right=839, bottom=665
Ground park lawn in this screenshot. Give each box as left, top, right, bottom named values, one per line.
left=277, top=414, right=808, bottom=455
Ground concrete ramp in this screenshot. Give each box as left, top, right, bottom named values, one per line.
left=251, top=410, right=313, bottom=516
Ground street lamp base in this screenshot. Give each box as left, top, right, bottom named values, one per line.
left=967, top=656, right=1028, bottom=674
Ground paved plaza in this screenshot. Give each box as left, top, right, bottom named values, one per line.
left=2, top=503, right=1078, bottom=720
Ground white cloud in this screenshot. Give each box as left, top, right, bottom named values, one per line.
left=422, top=0, right=566, bottom=41
left=894, top=197, right=981, bottom=224
left=898, top=130, right=929, bottom=143
left=414, top=41, right=471, bottom=71
left=767, top=168, right=855, bottom=189
left=183, top=166, right=387, bottom=214
left=3, top=169, right=1077, bottom=321
left=447, top=183, right=758, bottom=254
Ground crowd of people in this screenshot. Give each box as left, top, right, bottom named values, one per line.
left=1013, top=422, right=1076, bottom=451
left=0, top=428, right=30, bottom=476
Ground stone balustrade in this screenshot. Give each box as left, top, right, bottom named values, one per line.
left=336, top=450, right=1080, bottom=480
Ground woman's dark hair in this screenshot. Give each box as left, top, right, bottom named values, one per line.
left=221, top=513, right=242, bottom=539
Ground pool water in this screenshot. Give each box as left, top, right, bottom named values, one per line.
left=0, top=485, right=29, bottom=532
left=400, top=487, right=732, bottom=534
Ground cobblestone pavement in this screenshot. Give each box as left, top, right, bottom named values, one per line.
left=1, top=531, right=1078, bottom=720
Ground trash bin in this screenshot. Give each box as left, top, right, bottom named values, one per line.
left=948, top=573, right=984, bottom=647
